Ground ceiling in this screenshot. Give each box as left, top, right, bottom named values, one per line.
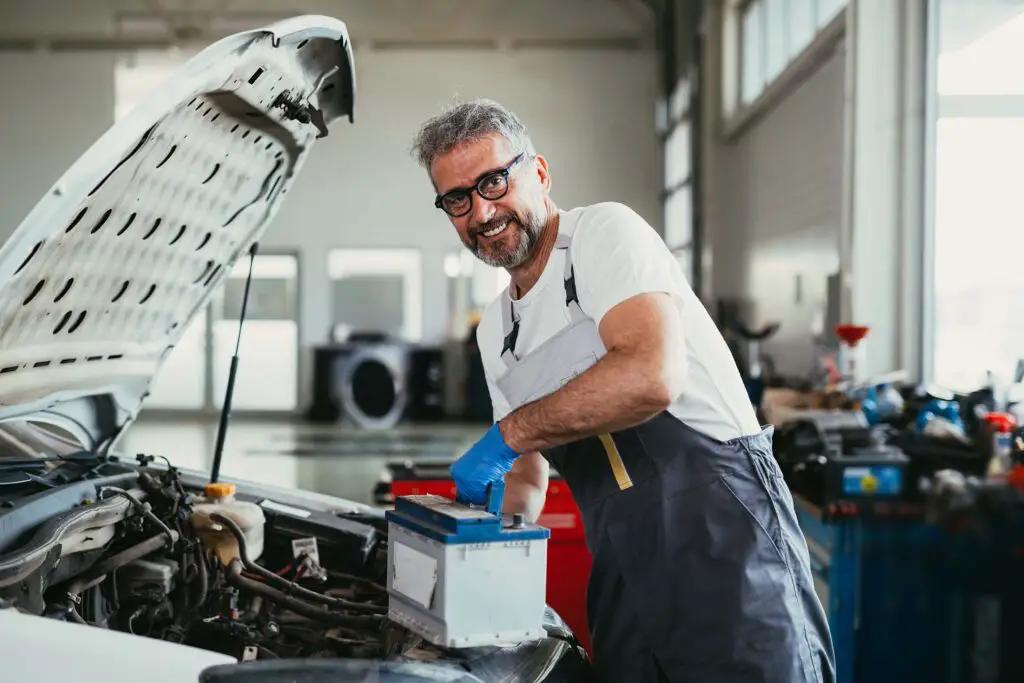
left=0, top=0, right=657, bottom=51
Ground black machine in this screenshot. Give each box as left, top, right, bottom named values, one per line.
left=773, top=411, right=912, bottom=518
left=307, top=336, right=447, bottom=428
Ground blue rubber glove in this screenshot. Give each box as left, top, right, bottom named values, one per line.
left=449, top=423, right=520, bottom=505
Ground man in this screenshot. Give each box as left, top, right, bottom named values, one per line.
left=411, top=98, right=835, bottom=683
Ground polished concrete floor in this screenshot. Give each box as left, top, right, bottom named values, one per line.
left=117, top=416, right=484, bottom=507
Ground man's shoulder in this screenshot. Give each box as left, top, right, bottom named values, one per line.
left=564, top=201, right=650, bottom=232
left=565, top=201, right=661, bottom=262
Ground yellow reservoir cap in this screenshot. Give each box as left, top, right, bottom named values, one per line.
left=204, top=482, right=236, bottom=498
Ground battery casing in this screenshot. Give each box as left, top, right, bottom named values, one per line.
left=385, top=492, right=550, bottom=648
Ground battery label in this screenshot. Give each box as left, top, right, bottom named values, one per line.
left=841, top=465, right=902, bottom=496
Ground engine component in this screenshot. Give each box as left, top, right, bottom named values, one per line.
left=260, top=500, right=379, bottom=575
left=384, top=481, right=551, bottom=648
left=191, top=483, right=266, bottom=565
left=223, top=558, right=380, bottom=629
left=210, top=513, right=384, bottom=615
left=118, top=558, right=179, bottom=597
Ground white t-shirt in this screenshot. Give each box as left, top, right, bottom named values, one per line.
left=476, top=201, right=761, bottom=443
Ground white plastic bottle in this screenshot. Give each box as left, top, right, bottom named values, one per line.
left=190, top=482, right=265, bottom=565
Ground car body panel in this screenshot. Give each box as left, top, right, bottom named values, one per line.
left=0, top=607, right=236, bottom=681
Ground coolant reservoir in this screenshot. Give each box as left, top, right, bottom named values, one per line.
left=190, top=483, right=265, bottom=565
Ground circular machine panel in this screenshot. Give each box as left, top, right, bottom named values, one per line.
left=338, top=344, right=408, bottom=430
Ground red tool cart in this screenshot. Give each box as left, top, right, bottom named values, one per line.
left=378, top=461, right=594, bottom=657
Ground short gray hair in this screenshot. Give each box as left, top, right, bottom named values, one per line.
left=411, top=98, right=536, bottom=171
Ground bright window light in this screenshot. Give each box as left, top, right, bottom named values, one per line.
left=931, top=2, right=1024, bottom=391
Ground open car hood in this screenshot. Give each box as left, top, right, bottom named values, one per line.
left=0, top=16, right=355, bottom=453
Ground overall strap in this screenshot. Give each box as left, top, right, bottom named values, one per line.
left=500, top=292, right=520, bottom=365
left=557, top=231, right=587, bottom=324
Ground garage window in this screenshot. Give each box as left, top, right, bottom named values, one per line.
left=741, top=1, right=765, bottom=106
left=928, top=1, right=1024, bottom=391
left=328, top=249, right=423, bottom=342
left=730, top=0, right=849, bottom=122
left=661, top=61, right=696, bottom=287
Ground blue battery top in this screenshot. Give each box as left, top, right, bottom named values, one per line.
left=385, top=481, right=551, bottom=545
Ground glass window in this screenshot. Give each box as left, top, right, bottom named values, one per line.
left=930, top=1, right=1024, bottom=391
left=664, top=186, right=693, bottom=249
left=669, top=77, right=690, bottom=124
left=788, top=0, right=817, bottom=59
left=147, top=311, right=208, bottom=409
left=764, top=0, right=788, bottom=83
left=213, top=254, right=300, bottom=411
left=328, top=249, right=423, bottom=342
left=816, top=0, right=848, bottom=29
left=664, top=121, right=691, bottom=190
left=741, top=0, right=765, bottom=105
left=937, top=4, right=1024, bottom=96
left=932, top=117, right=1024, bottom=391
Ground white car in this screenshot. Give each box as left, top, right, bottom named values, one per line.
left=0, top=15, right=591, bottom=683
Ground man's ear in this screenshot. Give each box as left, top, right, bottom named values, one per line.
left=533, top=154, right=552, bottom=192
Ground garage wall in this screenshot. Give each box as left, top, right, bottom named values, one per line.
left=704, top=12, right=847, bottom=377
left=0, top=52, right=116, bottom=247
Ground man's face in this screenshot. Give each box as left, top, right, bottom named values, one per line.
left=430, top=134, right=550, bottom=269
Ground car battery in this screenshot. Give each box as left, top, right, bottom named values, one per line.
left=384, top=480, right=550, bottom=648
left=384, top=462, right=594, bottom=657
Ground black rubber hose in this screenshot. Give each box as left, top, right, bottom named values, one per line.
left=209, top=513, right=385, bottom=615
left=175, top=542, right=210, bottom=628
left=101, top=487, right=176, bottom=548
left=192, top=542, right=209, bottom=612
left=224, top=559, right=383, bottom=629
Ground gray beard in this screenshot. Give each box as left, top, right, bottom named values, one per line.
left=471, top=211, right=544, bottom=269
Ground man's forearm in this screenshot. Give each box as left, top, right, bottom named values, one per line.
left=502, top=471, right=547, bottom=523
left=498, top=349, right=673, bottom=454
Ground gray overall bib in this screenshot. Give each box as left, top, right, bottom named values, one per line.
left=493, top=230, right=836, bottom=683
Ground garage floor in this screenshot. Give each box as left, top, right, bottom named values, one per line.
left=118, top=417, right=482, bottom=507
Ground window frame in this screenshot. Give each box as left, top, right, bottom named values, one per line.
left=722, top=0, right=849, bottom=138
left=660, top=71, right=697, bottom=284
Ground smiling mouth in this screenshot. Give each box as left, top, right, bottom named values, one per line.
left=479, top=221, right=511, bottom=239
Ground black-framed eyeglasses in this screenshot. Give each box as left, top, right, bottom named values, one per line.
left=434, top=153, right=526, bottom=218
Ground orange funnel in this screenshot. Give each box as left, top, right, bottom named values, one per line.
left=835, top=324, right=870, bottom=346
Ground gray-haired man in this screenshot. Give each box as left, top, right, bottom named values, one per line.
left=411, top=98, right=835, bottom=683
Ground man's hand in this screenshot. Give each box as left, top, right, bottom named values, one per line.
left=448, top=423, right=520, bottom=505
left=498, top=291, right=686, bottom=455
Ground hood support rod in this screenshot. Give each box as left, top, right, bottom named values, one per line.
left=210, top=241, right=259, bottom=485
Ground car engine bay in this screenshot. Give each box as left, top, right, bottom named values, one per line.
left=0, top=449, right=587, bottom=681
